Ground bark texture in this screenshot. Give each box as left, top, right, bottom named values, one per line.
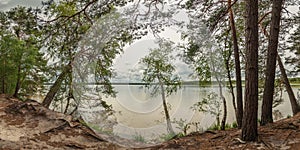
left=242, top=0, right=259, bottom=141
left=228, top=0, right=243, bottom=129
left=261, top=0, right=283, bottom=126
left=258, top=7, right=300, bottom=117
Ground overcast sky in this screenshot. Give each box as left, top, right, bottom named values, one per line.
left=0, top=0, right=43, bottom=11
left=0, top=0, right=193, bottom=82
left=1, top=1, right=298, bottom=82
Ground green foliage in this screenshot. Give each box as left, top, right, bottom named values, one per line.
left=231, top=121, right=238, bottom=128
left=40, top=0, right=135, bottom=109
left=287, top=12, right=300, bottom=73
left=140, top=39, right=181, bottom=96
left=208, top=124, right=220, bottom=131
left=55, top=1, right=77, bottom=16
left=173, top=118, right=191, bottom=136
left=0, top=7, right=47, bottom=99
left=192, top=91, right=227, bottom=129
left=179, top=17, right=213, bottom=83
left=225, top=123, right=233, bottom=129
left=181, top=42, right=212, bottom=82
left=139, top=39, right=180, bottom=135
left=207, top=122, right=237, bottom=131
left=192, top=92, right=222, bottom=125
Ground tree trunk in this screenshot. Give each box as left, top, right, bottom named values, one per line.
left=224, top=47, right=236, bottom=122
left=1, top=59, right=6, bottom=93
left=13, top=64, right=21, bottom=98
left=277, top=55, right=300, bottom=115
left=258, top=9, right=300, bottom=117
left=64, top=71, right=74, bottom=114
left=1, top=76, right=4, bottom=94
left=228, top=0, right=243, bottom=129
left=64, top=93, right=71, bottom=114
left=261, top=0, right=283, bottom=126
left=242, top=0, right=259, bottom=141
left=158, top=75, right=175, bottom=135
left=69, top=105, right=78, bottom=116
left=217, top=79, right=227, bottom=130
left=42, top=63, right=72, bottom=108
left=216, top=114, right=220, bottom=127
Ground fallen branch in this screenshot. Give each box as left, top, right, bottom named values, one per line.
left=44, top=122, right=68, bottom=134
left=259, top=137, right=273, bottom=149
left=283, top=130, right=294, bottom=145
left=233, top=137, right=246, bottom=144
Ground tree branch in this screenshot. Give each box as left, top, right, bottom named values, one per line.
left=45, top=0, right=98, bottom=23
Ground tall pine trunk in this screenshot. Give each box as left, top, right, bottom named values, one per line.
left=228, top=0, right=243, bottom=129
left=258, top=10, right=300, bottom=117
left=242, top=0, right=259, bottom=141
left=261, top=0, right=283, bottom=126
left=224, top=46, right=236, bottom=124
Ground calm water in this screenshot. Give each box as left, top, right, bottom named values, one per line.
left=77, top=84, right=299, bottom=141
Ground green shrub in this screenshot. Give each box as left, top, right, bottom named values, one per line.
left=231, top=121, right=238, bottom=128
left=225, top=123, right=232, bottom=129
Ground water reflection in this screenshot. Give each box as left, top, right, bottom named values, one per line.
left=35, top=84, right=298, bottom=144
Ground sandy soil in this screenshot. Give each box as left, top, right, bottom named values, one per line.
left=1, top=94, right=300, bottom=150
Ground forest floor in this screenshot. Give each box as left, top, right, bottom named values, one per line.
left=1, top=94, right=300, bottom=149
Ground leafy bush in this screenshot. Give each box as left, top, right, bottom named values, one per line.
left=173, top=118, right=191, bottom=136
left=231, top=121, right=238, bottom=128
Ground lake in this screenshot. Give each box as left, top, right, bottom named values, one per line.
left=76, top=84, right=299, bottom=142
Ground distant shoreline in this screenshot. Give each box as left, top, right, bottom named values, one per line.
left=43, top=78, right=300, bottom=87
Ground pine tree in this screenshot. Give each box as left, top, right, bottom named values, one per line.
left=242, top=0, right=259, bottom=141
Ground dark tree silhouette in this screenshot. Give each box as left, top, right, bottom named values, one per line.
left=261, top=0, right=284, bottom=125
left=242, top=0, right=259, bottom=141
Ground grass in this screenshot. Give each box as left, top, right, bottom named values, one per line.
left=207, top=122, right=238, bottom=131
left=133, top=133, right=146, bottom=143
left=160, top=132, right=177, bottom=141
